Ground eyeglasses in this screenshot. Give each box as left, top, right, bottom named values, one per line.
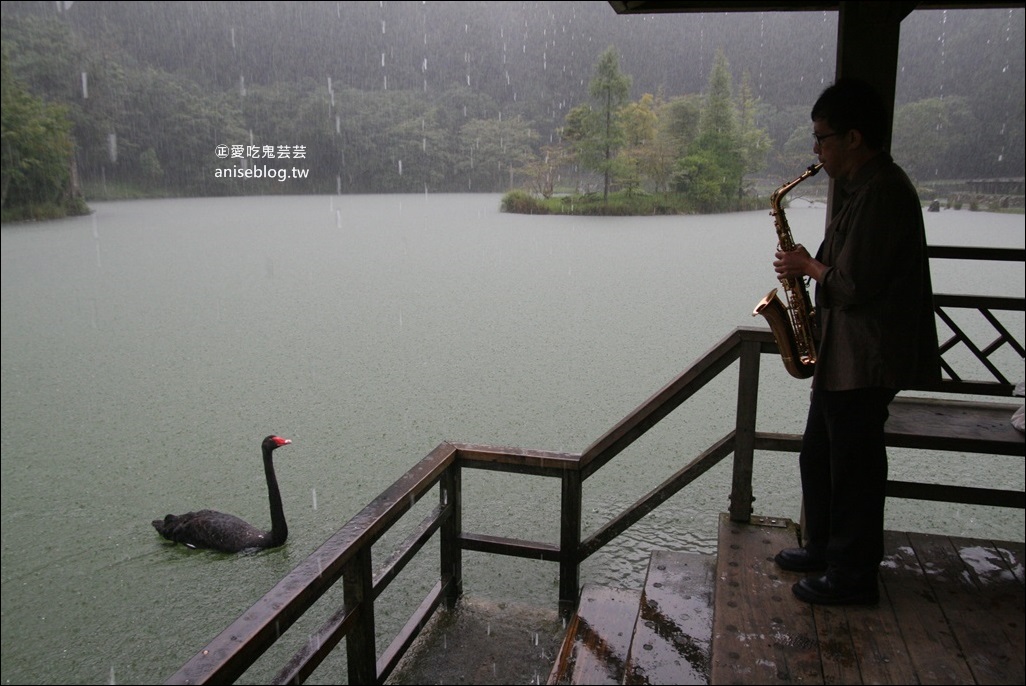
left=813, top=131, right=842, bottom=146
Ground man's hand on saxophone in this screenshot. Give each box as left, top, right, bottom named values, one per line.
left=774, top=244, right=827, bottom=283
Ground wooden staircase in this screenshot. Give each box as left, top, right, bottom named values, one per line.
left=547, top=548, right=719, bottom=685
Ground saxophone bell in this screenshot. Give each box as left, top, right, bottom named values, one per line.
left=753, top=288, right=815, bottom=379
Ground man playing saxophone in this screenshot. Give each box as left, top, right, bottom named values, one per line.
left=770, top=78, right=940, bottom=605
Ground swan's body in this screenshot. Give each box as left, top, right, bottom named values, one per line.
left=152, top=435, right=292, bottom=553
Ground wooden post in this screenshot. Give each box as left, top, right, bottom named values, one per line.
left=730, top=339, right=761, bottom=522
left=343, top=547, right=377, bottom=685
left=440, top=463, right=463, bottom=608
left=559, top=469, right=582, bottom=618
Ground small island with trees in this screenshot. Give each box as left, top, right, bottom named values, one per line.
left=502, top=46, right=772, bottom=215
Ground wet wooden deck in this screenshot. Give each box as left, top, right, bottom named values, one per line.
left=712, top=514, right=1025, bottom=685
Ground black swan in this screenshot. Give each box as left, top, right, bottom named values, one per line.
left=152, top=435, right=292, bottom=553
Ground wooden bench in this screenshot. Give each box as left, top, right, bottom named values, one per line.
left=886, top=395, right=1023, bottom=457
left=883, top=395, right=1024, bottom=509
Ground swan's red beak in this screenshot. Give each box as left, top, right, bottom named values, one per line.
left=273, top=436, right=292, bottom=447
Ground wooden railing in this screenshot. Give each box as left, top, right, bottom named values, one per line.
left=165, top=246, right=1023, bottom=685
left=928, top=245, right=1026, bottom=395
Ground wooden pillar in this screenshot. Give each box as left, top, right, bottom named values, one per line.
left=559, top=470, right=582, bottom=618
left=828, top=1, right=911, bottom=217
left=343, top=546, right=377, bottom=685
left=836, top=1, right=910, bottom=137
left=729, top=339, right=760, bottom=522
left=440, top=463, right=463, bottom=608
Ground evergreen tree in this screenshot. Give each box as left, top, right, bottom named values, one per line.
left=677, top=49, right=744, bottom=211
left=583, top=46, right=632, bottom=201
left=735, top=71, right=772, bottom=201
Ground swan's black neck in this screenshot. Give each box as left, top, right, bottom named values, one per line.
left=263, top=444, right=287, bottom=547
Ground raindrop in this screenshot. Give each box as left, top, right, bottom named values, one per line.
left=398, top=160, right=402, bottom=175
left=81, top=72, right=88, bottom=98
left=311, top=488, right=318, bottom=510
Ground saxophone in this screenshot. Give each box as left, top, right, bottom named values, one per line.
left=752, top=163, right=823, bottom=379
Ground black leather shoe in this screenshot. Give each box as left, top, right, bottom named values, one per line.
left=774, top=547, right=828, bottom=572
left=792, top=571, right=879, bottom=606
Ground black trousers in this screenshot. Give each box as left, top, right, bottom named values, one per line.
left=799, top=387, right=898, bottom=573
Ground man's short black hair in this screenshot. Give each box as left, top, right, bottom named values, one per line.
left=811, top=78, right=889, bottom=151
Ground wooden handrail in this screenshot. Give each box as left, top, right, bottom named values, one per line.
left=165, top=442, right=458, bottom=685
left=928, top=245, right=1026, bottom=261
left=580, top=328, right=745, bottom=478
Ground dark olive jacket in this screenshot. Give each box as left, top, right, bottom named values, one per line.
left=813, top=153, right=942, bottom=391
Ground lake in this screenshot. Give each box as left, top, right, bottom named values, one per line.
left=1, top=193, right=1023, bottom=684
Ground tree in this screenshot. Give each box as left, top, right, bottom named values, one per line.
left=621, top=92, right=664, bottom=191
left=1, top=50, right=78, bottom=217
left=113, top=67, right=248, bottom=196
left=735, top=71, right=772, bottom=200
left=586, top=46, right=632, bottom=201
left=649, top=94, right=702, bottom=193
left=677, top=49, right=744, bottom=210
left=892, top=96, right=977, bottom=182
left=456, top=116, right=539, bottom=192
left=523, top=142, right=570, bottom=198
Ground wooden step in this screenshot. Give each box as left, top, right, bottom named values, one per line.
left=549, top=551, right=716, bottom=685
left=624, top=551, right=715, bottom=685
left=548, top=584, right=643, bottom=684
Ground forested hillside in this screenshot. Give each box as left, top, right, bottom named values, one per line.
left=2, top=1, right=1022, bottom=201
